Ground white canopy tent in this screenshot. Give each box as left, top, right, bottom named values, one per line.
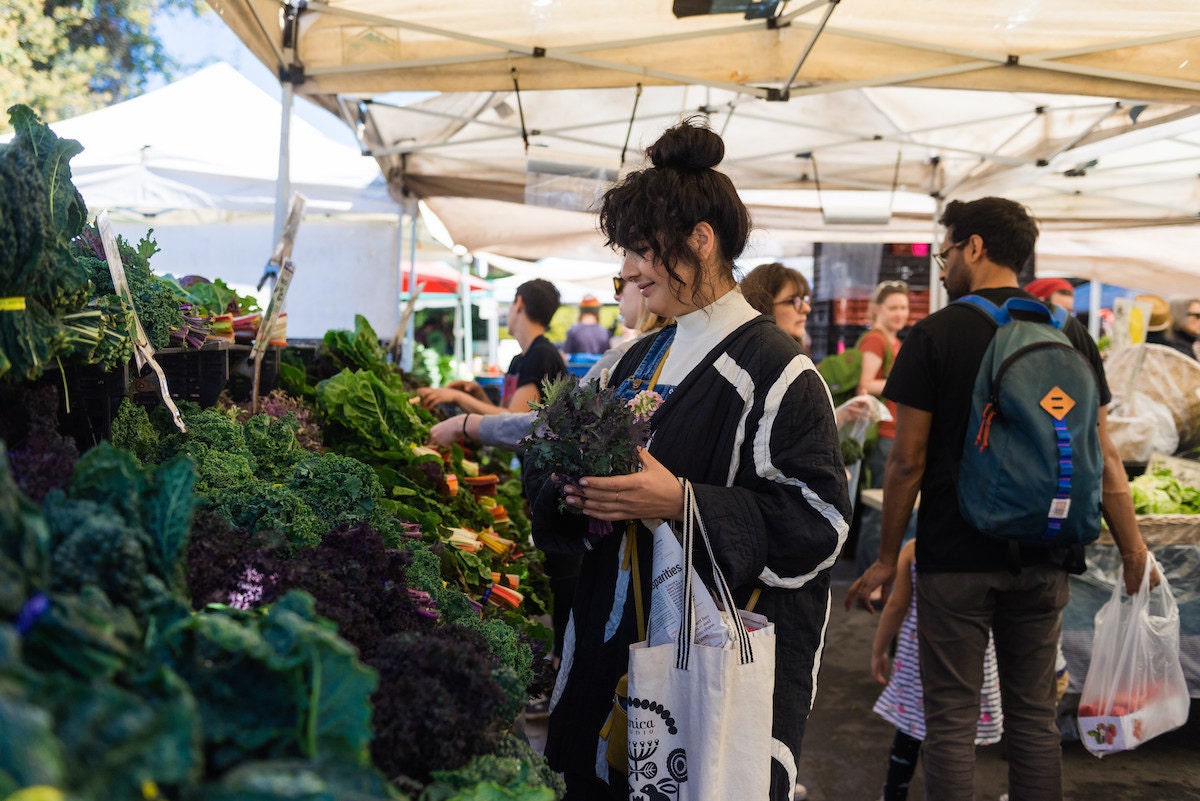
left=205, top=0, right=1200, bottom=294
left=21, top=63, right=483, bottom=340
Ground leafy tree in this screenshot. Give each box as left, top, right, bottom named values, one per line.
left=0, top=0, right=201, bottom=131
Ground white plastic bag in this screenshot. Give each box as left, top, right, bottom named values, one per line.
left=1077, top=554, right=1189, bottom=756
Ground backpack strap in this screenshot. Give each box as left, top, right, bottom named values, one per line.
left=957, top=294, right=1068, bottom=329
left=855, top=329, right=896, bottom=377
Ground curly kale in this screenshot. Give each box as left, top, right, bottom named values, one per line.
left=420, top=733, right=564, bottom=801
left=289, top=452, right=379, bottom=523
left=2, top=383, right=79, bottom=502
left=42, top=492, right=150, bottom=610
left=207, top=479, right=323, bottom=552
left=77, top=224, right=184, bottom=351
left=369, top=627, right=509, bottom=785
left=109, top=397, right=161, bottom=464
left=242, top=413, right=306, bottom=482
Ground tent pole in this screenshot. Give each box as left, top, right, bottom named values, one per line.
left=460, top=257, right=473, bottom=371
left=1088, top=280, right=1102, bottom=341
left=403, top=200, right=419, bottom=372
left=273, top=81, right=294, bottom=252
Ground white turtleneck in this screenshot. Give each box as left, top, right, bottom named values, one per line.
left=657, top=287, right=760, bottom=387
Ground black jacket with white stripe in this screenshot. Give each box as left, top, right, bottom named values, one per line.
left=526, top=316, right=851, bottom=797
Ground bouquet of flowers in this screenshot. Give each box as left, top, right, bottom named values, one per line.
left=522, top=375, right=662, bottom=536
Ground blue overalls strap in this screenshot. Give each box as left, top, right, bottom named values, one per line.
left=614, top=325, right=676, bottom=404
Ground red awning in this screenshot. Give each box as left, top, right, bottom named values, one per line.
left=400, top=261, right=492, bottom=294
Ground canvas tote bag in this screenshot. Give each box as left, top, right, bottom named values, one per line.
left=625, top=480, right=776, bottom=801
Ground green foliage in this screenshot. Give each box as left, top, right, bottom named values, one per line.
left=0, top=0, right=200, bottom=129
left=170, top=275, right=261, bottom=316
left=419, top=734, right=562, bottom=801
left=161, top=591, right=378, bottom=772
left=79, top=224, right=184, bottom=350
left=110, top=397, right=160, bottom=463
left=0, top=104, right=105, bottom=380
left=1130, top=468, right=1200, bottom=514
left=317, top=368, right=431, bottom=456
left=840, top=435, right=864, bottom=466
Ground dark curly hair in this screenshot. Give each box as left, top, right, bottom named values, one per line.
left=599, top=116, right=751, bottom=310
left=740, top=262, right=809, bottom=316
left=938, top=197, right=1038, bottom=272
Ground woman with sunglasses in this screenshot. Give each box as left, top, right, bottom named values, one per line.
left=523, top=117, right=851, bottom=801
left=854, top=281, right=910, bottom=577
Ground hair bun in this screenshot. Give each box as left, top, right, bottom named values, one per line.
left=647, top=117, right=724, bottom=172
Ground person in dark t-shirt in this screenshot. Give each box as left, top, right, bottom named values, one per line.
left=846, top=197, right=1157, bottom=801
left=418, top=278, right=566, bottom=416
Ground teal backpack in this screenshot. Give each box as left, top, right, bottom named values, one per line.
left=817, top=331, right=893, bottom=407
left=955, top=295, right=1103, bottom=546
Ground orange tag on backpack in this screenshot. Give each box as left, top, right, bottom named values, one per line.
left=1040, top=387, right=1075, bottom=421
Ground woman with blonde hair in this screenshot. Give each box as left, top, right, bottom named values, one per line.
left=854, top=280, right=910, bottom=578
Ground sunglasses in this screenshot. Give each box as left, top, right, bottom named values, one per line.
left=613, top=276, right=627, bottom=295
left=774, top=295, right=811, bottom=311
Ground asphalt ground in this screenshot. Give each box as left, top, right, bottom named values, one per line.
left=524, top=558, right=1200, bottom=800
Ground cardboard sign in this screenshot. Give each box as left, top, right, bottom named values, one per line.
left=1146, top=452, right=1200, bottom=490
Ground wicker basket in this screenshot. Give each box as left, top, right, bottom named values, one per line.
left=1096, top=514, right=1200, bottom=547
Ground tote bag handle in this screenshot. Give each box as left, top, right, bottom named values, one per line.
left=678, top=479, right=756, bottom=670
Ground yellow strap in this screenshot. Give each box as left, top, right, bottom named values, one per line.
left=0, top=297, right=27, bottom=311
left=746, top=588, right=762, bottom=613
left=627, top=522, right=646, bottom=641
left=648, top=345, right=670, bottom=388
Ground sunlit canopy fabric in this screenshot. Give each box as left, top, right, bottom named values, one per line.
left=207, top=0, right=1200, bottom=291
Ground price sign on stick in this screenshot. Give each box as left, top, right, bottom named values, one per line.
left=245, top=193, right=306, bottom=411
left=96, top=211, right=187, bottom=434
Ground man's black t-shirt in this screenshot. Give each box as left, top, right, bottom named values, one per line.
left=883, top=287, right=1112, bottom=574
left=503, top=334, right=567, bottom=408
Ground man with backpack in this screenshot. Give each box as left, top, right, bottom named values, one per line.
left=846, top=197, right=1157, bottom=801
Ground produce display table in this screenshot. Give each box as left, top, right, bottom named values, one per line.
left=1063, top=528, right=1200, bottom=698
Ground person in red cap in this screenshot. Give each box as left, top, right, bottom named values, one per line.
left=1023, top=277, right=1075, bottom=313
left=563, top=294, right=611, bottom=355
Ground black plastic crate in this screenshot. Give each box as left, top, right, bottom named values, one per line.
left=878, top=255, right=931, bottom=286
left=149, top=343, right=239, bottom=408
left=808, top=299, right=833, bottom=331
left=227, top=346, right=282, bottom=402
left=56, top=343, right=237, bottom=446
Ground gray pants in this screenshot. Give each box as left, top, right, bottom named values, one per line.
left=917, top=565, right=1070, bottom=801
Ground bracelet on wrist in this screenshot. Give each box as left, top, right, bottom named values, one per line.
left=461, top=414, right=471, bottom=439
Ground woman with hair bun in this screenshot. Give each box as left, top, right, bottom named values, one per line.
left=524, top=117, right=851, bottom=800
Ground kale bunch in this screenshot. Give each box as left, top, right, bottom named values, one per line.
left=1, top=382, right=79, bottom=502
left=230, top=388, right=325, bottom=453
left=522, top=376, right=651, bottom=488
left=0, top=105, right=102, bottom=380
left=76, top=223, right=185, bottom=351
left=420, top=733, right=564, bottom=801
left=369, top=626, right=510, bottom=785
